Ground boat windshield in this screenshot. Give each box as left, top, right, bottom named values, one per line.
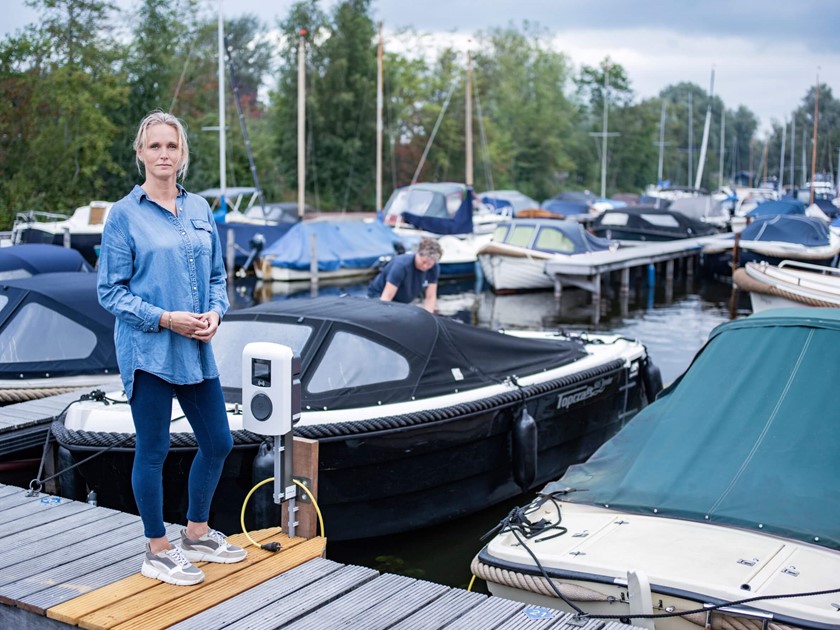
left=0, top=302, right=97, bottom=363
left=212, top=321, right=313, bottom=389
left=384, top=188, right=460, bottom=219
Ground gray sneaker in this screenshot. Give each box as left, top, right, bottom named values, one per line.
left=141, top=543, right=205, bottom=586
left=179, top=528, right=248, bottom=564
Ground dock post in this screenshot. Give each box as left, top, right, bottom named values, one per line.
left=591, top=272, right=602, bottom=325
left=665, top=259, right=674, bottom=303
left=686, top=253, right=695, bottom=293
left=553, top=275, right=563, bottom=300
left=309, top=234, right=319, bottom=296
left=226, top=228, right=235, bottom=280
left=281, top=437, right=320, bottom=541
left=619, top=267, right=630, bottom=316
left=63, top=227, right=71, bottom=249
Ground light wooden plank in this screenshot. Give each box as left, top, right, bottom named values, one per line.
left=168, top=557, right=348, bottom=630
left=391, top=588, right=488, bottom=629
left=47, top=529, right=291, bottom=627
left=218, top=563, right=379, bottom=630
left=102, top=536, right=325, bottom=630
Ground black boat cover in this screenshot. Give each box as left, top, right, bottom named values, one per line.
left=214, top=296, right=588, bottom=409
left=592, top=205, right=719, bottom=238
left=0, top=272, right=117, bottom=378
left=0, top=244, right=92, bottom=279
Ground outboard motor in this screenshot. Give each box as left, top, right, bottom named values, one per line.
left=237, top=233, right=266, bottom=277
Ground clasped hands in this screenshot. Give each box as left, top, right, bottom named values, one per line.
left=167, top=310, right=220, bottom=342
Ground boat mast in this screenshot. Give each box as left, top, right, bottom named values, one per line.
left=789, top=116, right=795, bottom=190
left=657, top=100, right=666, bottom=185
left=801, top=128, right=806, bottom=189
left=465, top=50, right=473, bottom=188
left=297, top=30, right=306, bottom=218
left=687, top=91, right=693, bottom=188
left=718, top=108, right=725, bottom=188
left=600, top=63, right=609, bottom=198
left=810, top=72, right=819, bottom=206
left=218, top=5, right=227, bottom=213
left=694, top=68, right=714, bottom=190
left=778, top=118, right=786, bottom=193
left=376, top=23, right=383, bottom=211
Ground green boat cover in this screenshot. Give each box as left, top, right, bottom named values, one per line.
left=546, top=308, right=840, bottom=551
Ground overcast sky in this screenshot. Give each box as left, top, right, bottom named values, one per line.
left=5, top=0, right=839, bottom=134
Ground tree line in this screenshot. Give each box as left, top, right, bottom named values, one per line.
left=1, top=0, right=837, bottom=230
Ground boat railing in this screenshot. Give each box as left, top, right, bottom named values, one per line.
left=777, top=259, right=840, bottom=276
left=13, top=209, right=71, bottom=226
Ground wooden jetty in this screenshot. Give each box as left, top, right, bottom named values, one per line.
left=0, top=387, right=108, bottom=459
left=0, top=482, right=645, bottom=629
left=545, top=234, right=730, bottom=323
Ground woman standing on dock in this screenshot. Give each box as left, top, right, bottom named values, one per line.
left=97, top=111, right=246, bottom=586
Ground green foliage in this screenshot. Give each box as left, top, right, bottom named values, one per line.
left=3, top=2, right=834, bottom=229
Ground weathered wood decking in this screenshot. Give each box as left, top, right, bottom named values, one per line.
left=0, top=483, right=644, bottom=629
left=0, top=387, right=108, bottom=458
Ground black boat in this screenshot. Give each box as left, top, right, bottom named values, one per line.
left=53, top=297, right=661, bottom=540
left=591, top=205, right=719, bottom=241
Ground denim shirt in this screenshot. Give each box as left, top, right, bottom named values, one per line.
left=97, top=184, right=229, bottom=400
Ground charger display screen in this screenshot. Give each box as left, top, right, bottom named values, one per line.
left=252, top=358, right=271, bottom=387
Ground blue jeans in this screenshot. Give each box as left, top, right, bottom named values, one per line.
left=129, top=370, right=233, bottom=539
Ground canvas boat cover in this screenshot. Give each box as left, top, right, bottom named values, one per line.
left=0, top=244, right=92, bottom=280
left=741, top=214, right=830, bottom=246
left=668, top=195, right=725, bottom=221
left=401, top=186, right=475, bottom=235
left=746, top=198, right=806, bottom=218
left=540, top=199, right=589, bottom=216
left=0, top=272, right=117, bottom=378
left=261, top=220, right=402, bottom=271
left=592, top=206, right=719, bottom=238
left=495, top=219, right=613, bottom=254
left=546, top=308, right=840, bottom=551
left=214, top=296, right=588, bottom=410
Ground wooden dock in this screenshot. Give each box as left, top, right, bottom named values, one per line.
left=0, top=482, right=644, bottom=629
left=0, top=387, right=110, bottom=458
left=545, top=234, right=730, bottom=323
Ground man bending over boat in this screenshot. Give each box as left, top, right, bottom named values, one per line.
left=368, top=237, right=442, bottom=313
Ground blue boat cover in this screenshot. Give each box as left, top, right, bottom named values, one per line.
left=0, top=244, right=92, bottom=278
left=740, top=214, right=829, bottom=246
left=261, top=220, right=402, bottom=272
left=0, top=272, right=117, bottom=378
left=746, top=198, right=805, bottom=218
left=402, top=188, right=474, bottom=235
left=546, top=308, right=840, bottom=551
left=540, top=199, right=589, bottom=216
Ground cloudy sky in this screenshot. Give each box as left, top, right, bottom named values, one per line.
left=5, top=0, right=839, bottom=134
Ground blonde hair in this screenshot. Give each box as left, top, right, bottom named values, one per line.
left=418, top=237, right=443, bottom=261
left=133, top=110, right=190, bottom=180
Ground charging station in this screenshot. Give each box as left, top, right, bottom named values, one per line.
left=242, top=342, right=302, bottom=536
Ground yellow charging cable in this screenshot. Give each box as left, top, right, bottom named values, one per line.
left=240, top=477, right=325, bottom=550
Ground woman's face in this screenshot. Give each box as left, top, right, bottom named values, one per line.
left=414, top=252, right=438, bottom=271
left=138, top=123, right=181, bottom=181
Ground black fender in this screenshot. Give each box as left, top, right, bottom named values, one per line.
left=512, top=406, right=538, bottom=490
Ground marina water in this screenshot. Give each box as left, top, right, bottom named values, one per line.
left=1, top=270, right=751, bottom=592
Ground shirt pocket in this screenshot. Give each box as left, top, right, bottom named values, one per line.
left=190, top=219, right=213, bottom=257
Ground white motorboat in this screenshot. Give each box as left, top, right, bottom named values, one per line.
left=473, top=308, right=840, bottom=630
left=733, top=260, right=840, bottom=312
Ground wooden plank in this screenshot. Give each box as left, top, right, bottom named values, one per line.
left=0, top=493, right=70, bottom=530
left=219, top=563, right=378, bottom=630
left=168, top=557, right=350, bottom=630
left=0, top=500, right=102, bottom=539
left=45, top=523, right=218, bottom=625
left=0, top=512, right=138, bottom=573
left=101, top=536, right=325, bottom=630
left=497, top=607, right=572, bottom=629
left=336, top=578, right=450, bottom=630
left=391, top=588, right=488, bottom=629
left=0, top=520, right=147, bottom=604
left=282, top=436, right=320, bottom=539
left=16, top=523, right=181, bottom=615
left=0, top=503, right=102, bottom=551
left=441, top=596, right=526, bottom=629
left=282, top=572, right=417, bottom=630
